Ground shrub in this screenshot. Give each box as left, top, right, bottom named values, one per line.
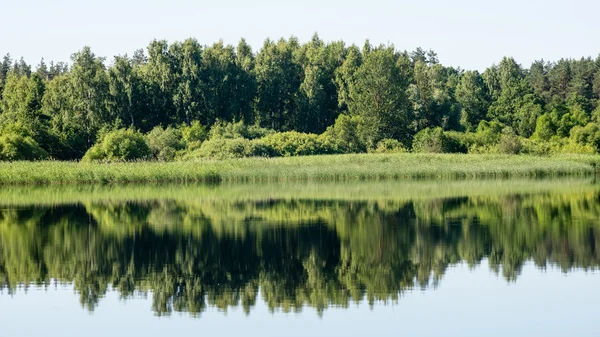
left=443, top=131, right=470, bottom=153
left=209, top=120, right=274, bottom=140
left=468, top=144, right=496, bottom=154
left=189, top=138, right=253, bottom=159
left=246, top=124, right=276, bottom=140
left=82, top=128, right=151, bottom=162
left=473, top=120, right=504, bottom=146
left=146, top=126, right=184, bottom=161
left=247, top=139, right=278, bottom=157
left=570, top=123, right=600, bottom=151
left=374, top=139, right=407, bottom=153
left=181, top=121, right=208, bottom=144
left=520, top=138, right=551, bottom=155
left=261, top=131, right=337, bottom=156
left=412, top=127, right=453, bottom=153
left=519, top=136, right=595, bottom=155
left=532, top=114, right=556, bottom=141
left=0, top=120, right=71, bottom=159
left=555, top=139, right=596, bottom=154
left=496, top=127, right=522, bottom=154
left=322, top=114, right=366, bottom=153
left=0, top=133, right=48, bottom=161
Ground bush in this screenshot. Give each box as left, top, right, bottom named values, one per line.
left=181, top=121, right=208, bottom=144
left=82, top=128, right=151, bottom=162
left=208, top=120, right=274, bottom=140
left=146, top=126, right=185, bottom=161
left=518, top=137, right=595, bottom=155
left=322, top=114, right=366, bottom=153
left=412, top=127, right=455, bottom=153
left=0, top=133, right=48, bottom=161
left=373, top=139, right=407, bottom=153
left=261, top=131, right=337, bottom=156
left=247, top=139, right=278, bottom=157
left=570, top=123, right=600, bottom=151
left=473, top=120, right=504, bottom=146
left=497, top=127, right=522, bottom=154
left=188, top=138, right=253, bottom=159
left=532, top=114, right=556, bottom=141
left=443, top=131, right=470, bottom=153
left=246, top=124, right=276, bottom=140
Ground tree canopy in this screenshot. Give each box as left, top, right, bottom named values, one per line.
left=2, top=36, right=600, bottom=160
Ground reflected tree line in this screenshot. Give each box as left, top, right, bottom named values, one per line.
left=0, top=192, right=599, bottom=316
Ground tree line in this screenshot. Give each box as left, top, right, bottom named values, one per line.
left=2, top=34, right=600, bottom=160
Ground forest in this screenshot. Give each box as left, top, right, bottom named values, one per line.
left=2, top=34, right=600, bottom=161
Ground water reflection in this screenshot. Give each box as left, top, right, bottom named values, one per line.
left=1, top=186, right=599, bottom=316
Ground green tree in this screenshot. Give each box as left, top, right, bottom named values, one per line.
left=527, top=60, right=550, bottom=103
left=234, top=39, right=257, bottom=124
left=69, top=46, right=110, bottom=146
left=108, top=55, right=139, bottom=127
left=254, top=37, right=302, bottom=131
left=484, top=57, right=530, bottom=128
left=347, top=45, right=412, bottom=147
left=457, top=71, right=490, bottom=131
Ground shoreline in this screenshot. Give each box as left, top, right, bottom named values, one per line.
left=1, top=153, right=600, bottom=185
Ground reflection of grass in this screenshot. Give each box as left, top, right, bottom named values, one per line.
left=1, top=153, right=600, bottom=185
left=0, top=177, right=597, bottom=206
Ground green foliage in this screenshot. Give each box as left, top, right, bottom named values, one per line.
left=374, top=139, right=407, bottom=153
left=457, top=71, right=489, bottom=131
left=0, top=133, right=48, bottom=161
left=514, top=94, right=543, bottom=137
left=261, top=131, right=338, bottom=156
left=187, top=138, right=254, bottom=159
left=82, top=128, right=151, bottom=162
left=412, top=127, right=454, bottom=153
left=347, top=45, right=411, bottom=147
left=208, top=120, right=274, bottom=140
left=522, top=137, right=596, bottom=155
left=3, top=153, right=600, bottom=185
left=484, top=57, right=530, bottom=127
left=532, top=114, right=556, bottom=141
left=473, top=120, right=504, bottom=145
left=146, top=126, right=184, bottom=161
left=444, top=131, right=472, bottom=153
left=321, top=114, right=366, bottom=153
left=496, top=127, right=522, bottom=154
left=570, top=123, right=600, bottom=151
left=3, top=38, right=600, bottom=161
left=181, top=120, right=208, bottom=144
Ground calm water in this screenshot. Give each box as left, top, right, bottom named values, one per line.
left=1, top=180, right=599, bottom=336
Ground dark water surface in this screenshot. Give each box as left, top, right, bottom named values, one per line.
left=1, top=180, right=599, bottom=336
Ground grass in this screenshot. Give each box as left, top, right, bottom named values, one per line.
left=1, top=153, right=600, bottom=185
left=0, top=178, right=597, bottom=206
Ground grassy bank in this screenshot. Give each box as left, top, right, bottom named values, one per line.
left=1, top=153, right=600, bottom=185
left=0, top=178, right=597, bottom=206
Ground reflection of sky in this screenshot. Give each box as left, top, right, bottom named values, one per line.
left=1, top=260, right=598, bottom=337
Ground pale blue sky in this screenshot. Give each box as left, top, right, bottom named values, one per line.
left=2, top=0, right=598, bottom=71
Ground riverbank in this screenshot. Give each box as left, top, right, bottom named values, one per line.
left=1, top=153, right=600, bottom=185
left=0, top=178, right=596, bottom=206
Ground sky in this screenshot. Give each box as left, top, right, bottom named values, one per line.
left=1, top=0, right=599, bottom=71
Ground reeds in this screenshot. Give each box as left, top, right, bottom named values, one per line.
left=1, top=153, right=599, bottom=185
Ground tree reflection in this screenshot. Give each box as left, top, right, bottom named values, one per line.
left=0, top=191, right=599, bottom=315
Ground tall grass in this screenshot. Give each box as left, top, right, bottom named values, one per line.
left=1, top=153, right=600, bottom=185
left=0, top=178, right=596, bottom=206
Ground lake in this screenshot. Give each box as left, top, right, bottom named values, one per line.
left=1, top=179, right=599, bottom=336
